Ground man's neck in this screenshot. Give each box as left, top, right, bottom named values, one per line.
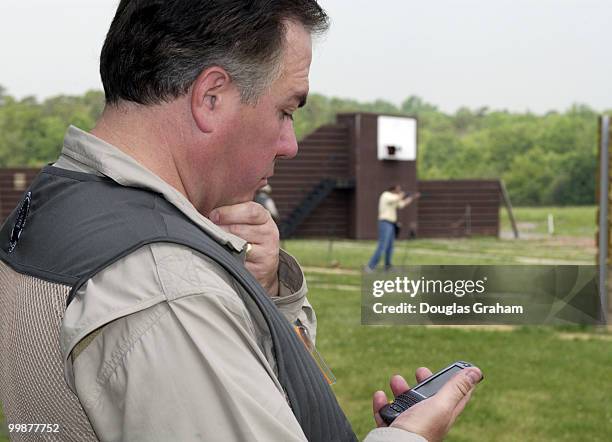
left=90, top=101, right=190, bottom=199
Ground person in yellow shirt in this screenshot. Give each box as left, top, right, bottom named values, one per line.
left=366, top=185, right=420, bottom=271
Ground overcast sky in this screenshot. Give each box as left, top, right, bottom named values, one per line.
left=1, top=0, right=610, bottom=114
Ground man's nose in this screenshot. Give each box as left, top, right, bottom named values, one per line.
left=276, top=121, right=298, bottom=160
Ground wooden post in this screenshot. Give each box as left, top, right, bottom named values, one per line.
left=598, top=115, right=610, bottom=323
left=499, top=180, right=519, bottom=239
left=547, top=214, right=555, bottom=236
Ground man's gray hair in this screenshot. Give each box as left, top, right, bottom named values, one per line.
left=100, top=0, right=329, bottom=106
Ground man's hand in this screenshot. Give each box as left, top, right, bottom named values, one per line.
left=403, top=192, right=421, bottom=205
left=372, top=367, right=482, bottom=442
left=209, top=202, right=280, bottom=296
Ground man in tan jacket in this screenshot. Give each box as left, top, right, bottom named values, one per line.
left=367, top=185, right=421, bottom=272
left=0, top=1, right=481, bottom=441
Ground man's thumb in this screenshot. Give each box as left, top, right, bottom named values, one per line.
left=435, top=368, right=482, bottom=406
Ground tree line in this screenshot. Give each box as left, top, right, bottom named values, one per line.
left=0, top=85, right=604, bottom=205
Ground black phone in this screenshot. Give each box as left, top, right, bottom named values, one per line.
left=379, top=361, right=477, bottom=425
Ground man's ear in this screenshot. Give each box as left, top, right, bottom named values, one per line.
left=190, top=67, right=232, bottom=133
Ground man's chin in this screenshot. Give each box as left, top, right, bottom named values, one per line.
left=226, top=191, right=257, bottom=206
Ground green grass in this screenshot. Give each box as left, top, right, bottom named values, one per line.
left=283, top=236, right=595, bottom=269
left=282, top=206, right=597, bottom=269
left=1, top=205, right=604, bottom=441
left=500, top=205, right=597, bottom=238
left=0, top=408, right=5, bottom=442
left=290, top=205, right=608, bottom=440
left=306, top=272, right=612, bottom=441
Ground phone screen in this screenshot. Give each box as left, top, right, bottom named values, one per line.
left=413, top=365, right=463, bottom=397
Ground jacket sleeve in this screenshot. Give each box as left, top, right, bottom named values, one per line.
left=274, top=249, right=317, bottom=343
left=364, top=427, right=427, bottom=442
left=386, top=192, right=409, bottom=210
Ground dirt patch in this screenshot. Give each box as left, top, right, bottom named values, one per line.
left=303, top=266, right=360, bottom=275
left=557, top=332, right=612, bottom=341
left=308, top=283, right=360, bottom=292
left=516, top=222, right=537, bottom=231
left=548, top=236, right=596, bottom=248
left=426, top=325, right=517, bottom=332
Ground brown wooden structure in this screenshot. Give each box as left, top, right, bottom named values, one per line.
left=1, top=113, right=503, bottom=239
left=273, top=113, right=418, bottom=240
left=0, top=169, right=39, bottom=221
left=272, top=122, right=353, bottom=238
left=596, top=115, right=612, bottom=321
left=417, top=180, right=501, bottom=237
left=272, top=113, right=500, bottom=239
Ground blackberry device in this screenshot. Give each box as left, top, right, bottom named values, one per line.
left=379, top=361, right=476, bottom=425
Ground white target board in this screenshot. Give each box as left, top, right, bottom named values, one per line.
left=377, top=116, right=417, bottom=161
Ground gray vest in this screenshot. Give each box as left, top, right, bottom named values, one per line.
left=0, top=165, right=356, bottom=442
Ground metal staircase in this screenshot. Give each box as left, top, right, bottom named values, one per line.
left=279, top=178, right=354, bottom=238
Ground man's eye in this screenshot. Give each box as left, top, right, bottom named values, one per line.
left=282, top=111, right=294, bottom=121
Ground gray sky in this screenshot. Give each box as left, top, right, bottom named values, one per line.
left=1, top=0, right=611, bottom=114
